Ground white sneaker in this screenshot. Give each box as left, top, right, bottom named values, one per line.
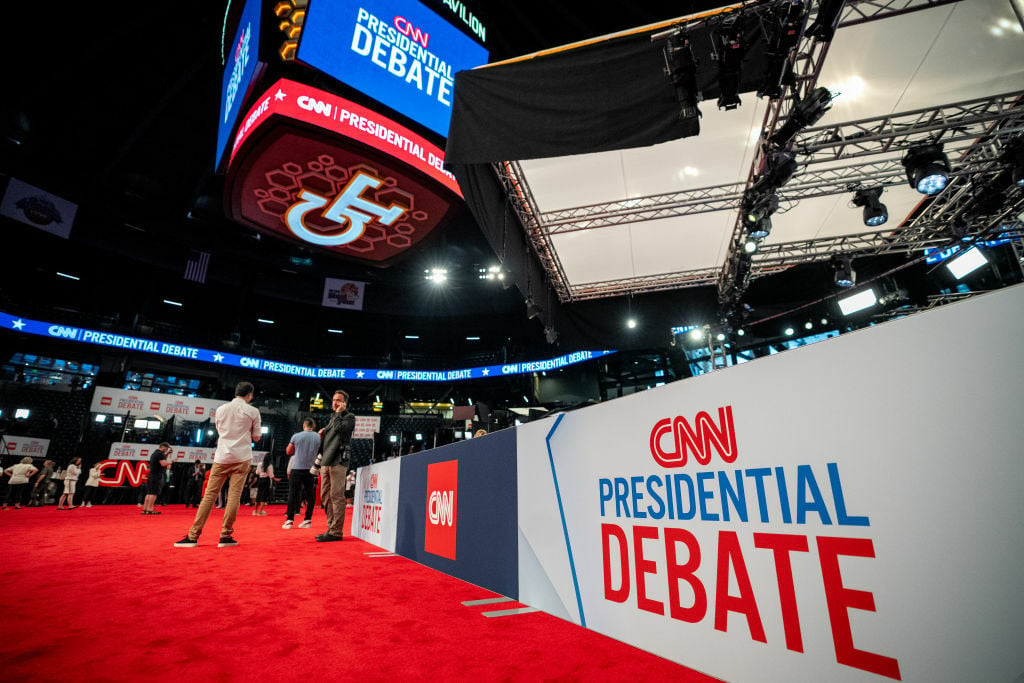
left=282, top=520, right=293, bottom=529
left=298, top=520, right=312, bottom=529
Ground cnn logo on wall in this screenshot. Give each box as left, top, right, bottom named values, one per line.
left=649, top=406, right=738, bottom=467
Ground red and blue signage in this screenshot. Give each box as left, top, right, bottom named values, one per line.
left=216, top=0, right=263, bottom=170
left=295, top=0, right=489, bottom=138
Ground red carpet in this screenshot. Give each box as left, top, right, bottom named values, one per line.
left=0, top=504, right=720, bottom=682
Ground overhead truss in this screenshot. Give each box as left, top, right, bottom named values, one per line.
left=495, top=0, right=1024, bottom=304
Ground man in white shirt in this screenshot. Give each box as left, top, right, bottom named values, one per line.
left=174, top=381, right=261, bottom=548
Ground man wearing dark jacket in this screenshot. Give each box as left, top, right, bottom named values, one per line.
left=311, top=389, right=354, bottom=542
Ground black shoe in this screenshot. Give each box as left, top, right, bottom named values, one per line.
left=217, top=536, right=238, bottom=548
left=316, top=533, right=343, bottom=542
left=173, top=537, right=198, bottom=548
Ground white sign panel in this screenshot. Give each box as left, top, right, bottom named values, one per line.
left=1, top=436, right=50, bottom=458
left=107, top=442, right=267, bottom=465
left=352, top=459, right=401, bottom=551
left=517, top=285, right=1024, bottom=682
left=353, top=415, right=380, bottom=440
left=91, top=387, right=225, bottom=421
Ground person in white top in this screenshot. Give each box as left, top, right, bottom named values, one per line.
left=3, top=457, right=39, bottom=509
left=57, top=457, right=82, bottom=510
left=81, top=461, right=102, bottom=507
left=252, top=455, right=278, bottom=516
left=174, top=381, right=261, bottom=548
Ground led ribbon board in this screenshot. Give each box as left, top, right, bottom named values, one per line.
left=296, top=0, right=489, bottom=138
left=215, top=0, right=262, bottom=170
left=2, top=310, right=615, bottom=382
left=227, top=78, right=461, bottom=264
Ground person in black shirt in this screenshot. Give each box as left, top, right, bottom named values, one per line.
left=183, top=459, right=205, bottom=508
left=142, top=443, right=171, bottom=515
left=311, top=389, right=354, bottom=542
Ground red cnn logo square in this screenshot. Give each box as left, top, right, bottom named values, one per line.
left=424, top=460, right=458, bottom=560
left=101, top=397, right=112, bottom=406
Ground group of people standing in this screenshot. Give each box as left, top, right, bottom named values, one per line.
left=4, top=381, right=355, bottom=548
left=174, top=381, right=354, bottom=548
left=3, top=456, right=102, bottom=510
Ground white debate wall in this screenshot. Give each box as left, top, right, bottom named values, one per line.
left=352, top=458, right=401, bottom=551
left=517, top=284, right=1024, bottom=682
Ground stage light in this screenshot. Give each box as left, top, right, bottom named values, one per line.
left=833, top=256, right=855, bottom=288
left=688, top=328, right=704, bottom=342
left=946, top=246, right=988, bottom=279
left=544, top=326, right=559, bottom=344
left=627, top=318, right=637, bottom=329
left=743, top=237, right=760, bottom=254
left=806, top=0, right=845, bottom=42
left=768, top=87, right=833, bottom=148
left=95, top=414, right=107, bottom=423
left=736, top=329, right=745, bottom=336
left=525, top=298, right=542, bottom=320
left=804, top=321, right=813, bottom=330
left=748, top=217, right=773, bottom=240
left=742, top=190, right=779, bottom=228
left=712, top=15, right=744, bottom=110
left=1004, top=138, right=1024, bottom=187
left=425, top=267, right=448, bottom=283
left=902, top=143, right=950, bottom=195
left=838, top=288, right=877, bottom=316
left=784, top=327, right=794, bottom=336
left=759, top=0, right=806, bottom=99
left=948, top=214, right=972, bottom=241
left=663, top=29, right=702, bottom=136
left=852, top=187, right=888, bottom=226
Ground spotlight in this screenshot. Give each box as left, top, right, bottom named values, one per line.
left=806, top=0, right=845, bottom=42
left=902, top=143, right=950, bottom=195
left=751, top=149, right=798, bottom=196
left=948, top=213, right=972, bottom=241
left=742, top=190, right=778, bottom=232
left=663, top=29, right=702, bottom=137
left=712, top=15, right=744, bottom=110
left=758, top=0, right=807, bottom=99
left=1007, top=139, right=1024, bottom=187
left=748, top=216, right=772, bottom=240
left=852, top=187, right=888, bottom=227
left=525, top=297, right=542, bottom=320
left=743, top=237, right=760, bottom=254
left=838, top=288, right=878, bottom=316
left=832, top=255, right=855, bottom=288
left=768, top=87, right=833, bottom=148
left=946, top=246, right=988, bottom=279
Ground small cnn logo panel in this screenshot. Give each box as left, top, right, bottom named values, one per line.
left=424, top=459, right=458, bottom=560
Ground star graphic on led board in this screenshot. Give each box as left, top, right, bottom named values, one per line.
left=274, top=88, right=287, bottom=101
left=11, top=319, right=25, bottom=330
left=213, top=353, right=224, bottom=362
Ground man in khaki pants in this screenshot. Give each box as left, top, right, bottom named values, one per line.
left=174, top=381, right=261, bottom=548
left=311, top=389, right=354, bottom=542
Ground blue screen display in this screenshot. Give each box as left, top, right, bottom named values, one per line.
left=215, top=0, right=263, bottom=169
left=297, top=0, right=489, bottom=138
left=1, top=310, right=614, bottom=383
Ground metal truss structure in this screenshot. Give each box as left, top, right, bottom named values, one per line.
left=497, top=0, right=1024, bottom=306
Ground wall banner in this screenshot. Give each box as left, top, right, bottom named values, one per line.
left=90, top=387, right=225, bottom=421
left=395, top=429, right=518, bottom=599
left=517, top=284, right=1024, bottom=682
left=352, top=459, right=401, bottom=551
